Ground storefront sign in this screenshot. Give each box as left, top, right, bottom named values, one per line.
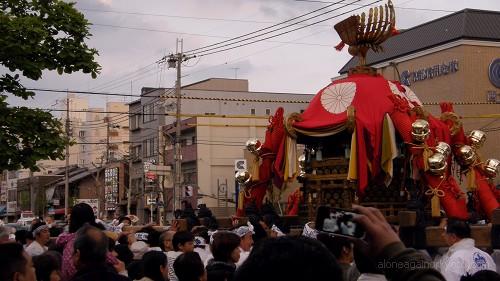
left=7, top=201, right=17, bottom=213
left=400, top=60, right=459, bottom=86
left=75, top=199, right=99, bottom=217
left=104, top=167, right=119, bottom=211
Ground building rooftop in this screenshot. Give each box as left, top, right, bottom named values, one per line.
left=339, top=9, right=500, bottom=73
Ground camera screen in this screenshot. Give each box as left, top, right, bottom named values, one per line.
left=321, top=209, right=363, bottom=238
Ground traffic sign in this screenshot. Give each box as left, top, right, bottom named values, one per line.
left=146, top=172, right=157, bottom=182
left=235, top=159, right=247, bottom=171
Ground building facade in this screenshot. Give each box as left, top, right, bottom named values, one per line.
left=339, top=9, right=500, bottom=184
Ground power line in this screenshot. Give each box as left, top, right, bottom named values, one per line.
left=23, top=87, right=500, bottom=106
left=190, top=0, right=380, bottom=58
left=25, top=87, right=312, bottom=103
left=88, top=64, right=159, bottom=92
left=294, top=0, right=456, bottom=12
left=184, top=0, right=348, bottom=55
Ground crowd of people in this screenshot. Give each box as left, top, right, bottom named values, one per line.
left=0, top=202, right=499, bottom=281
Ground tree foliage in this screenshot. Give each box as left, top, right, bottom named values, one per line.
left=0, top=0, right=100, bottom=171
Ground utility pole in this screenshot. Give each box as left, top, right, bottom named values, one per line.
left=127, top=145, right=133, bottom=215
left=174, top=46, right=182, bottom=212
left=64, top=92, right=70, bottom=217
left=165, top=39, right=195, bottom=212
left=105, top=117, right=110, bottom=164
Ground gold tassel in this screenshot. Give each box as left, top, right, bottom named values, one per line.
left=466, top=169, right=476, bottom=191
left=422, top=144, right=432, bottom=171
left=424, top=178, right=445, bottom=217
left=251, top=154, right=260, bottom=181
left=237, top=190, right=245, bottom=211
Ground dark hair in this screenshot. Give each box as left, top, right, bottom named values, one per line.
left=118, top=233, right=129, bottom=245
left=174, top=252, right=205, bottom=281
left=119, top=216, right=131, bottom=223
left=446, top=219, right=471, bottom=239
left=491, top=225, right=500, bottom=249
left=0, top=243, right=27, bottom=281
left=69, top=203, right=96, bottom=233
left=210, top=231, right=240, bottom=262
left=172, top=231, right=194, bottom=251
left=142, top=251, right=167, bottom=281
left=127, top=260, right=144, bottom=280
left=191, top=226, right=209, bottom=244
left=138, top=226, right=162, bottom=247
left=460, top=270, right=500, bottom=281
left=316, top=232, right=352, bottom=259
left=115, top=243, right=134, bottom=266
left=31, top=221, right=47, bottom=237
left=234, top=236, right=341, bottom=281
left=33, top=252, right=61, bottom=281
left=108, top=236, right=116, bottom=252
left=353, top=245, right=382, bottom=274
left=15, top=230, right=31, bottom=245
left=73, top=224, right=108, bottom=266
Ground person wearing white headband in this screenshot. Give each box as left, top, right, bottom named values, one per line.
left=25, top=221, right=49, bottom=256
left=234, top=222, right=255, bottom=267
left=270, top=224, right=285, bottom=238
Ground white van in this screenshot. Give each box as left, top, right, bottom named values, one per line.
left=17, top=211, right=35, bottom=227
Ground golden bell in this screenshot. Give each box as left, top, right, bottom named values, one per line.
left=411, top=119, right=430, bottom=143
left=484, top=159, right=499, bottom=178
left=435, top=142, right=451, bottom=158
left=235, top=170, right=252, bottom=185
left=245, top=138, right=262, bottom=154
left=297, top=170, right=306, bottom=181
left=428, top=153, right=447, bottom=175
left=468, top=130, right=486, bottom=148
left=456, top=145, right=477, bottom=166
left=298, top=154, right=306, bottom=169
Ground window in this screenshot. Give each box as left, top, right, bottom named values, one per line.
left=192, top=136, right=196, bottom=145
left=143, top=140, right=149, bottom=157
left=132, top=146, right=141, bottom=161
left=180, top=138, right=187, bottom=147
left=142, top=138, right=158, bottom=157
left=250, top=108, right=256, bottom=115
left=80, top=159, right=86, bottom=166
left=130, top=114, right=141, bottom=130
left=142, top=104, right=156, bottom=123
left=152, top=138, right=158, bottom=156
left=79, top=130, right=86, bottom=137
left=81, top=145, right=86, bottom=152
left=265, top=108, right=271, bottom=115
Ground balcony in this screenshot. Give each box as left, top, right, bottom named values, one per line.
left=164, top=144, right=197, bottom=164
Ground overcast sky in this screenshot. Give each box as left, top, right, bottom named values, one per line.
left=5, top=0, right=500, bottom=110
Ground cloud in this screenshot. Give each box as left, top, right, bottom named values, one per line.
left=97, top=0, right=112, bottom=7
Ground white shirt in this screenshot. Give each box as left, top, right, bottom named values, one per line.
left=236, top=247, right=251, bottom=267
left=439, top=238, right=496, bottom=281
left=357, top=273, right=388, bottom=281
left=166, top=251, right=182, bottom=281
left=194, top=247, right=211, bottom=265
left=25, top=240, right=48, bottom=256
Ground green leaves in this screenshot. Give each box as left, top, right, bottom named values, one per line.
left=0, top=0, right=101, bottom=171
left=0, top=104, right=69, bottom=171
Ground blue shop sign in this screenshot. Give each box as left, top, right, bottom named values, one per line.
left=400, top=60, right=459, bottom=86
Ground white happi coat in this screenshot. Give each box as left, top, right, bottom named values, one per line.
left=439, top=238, right=496, bottom=281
